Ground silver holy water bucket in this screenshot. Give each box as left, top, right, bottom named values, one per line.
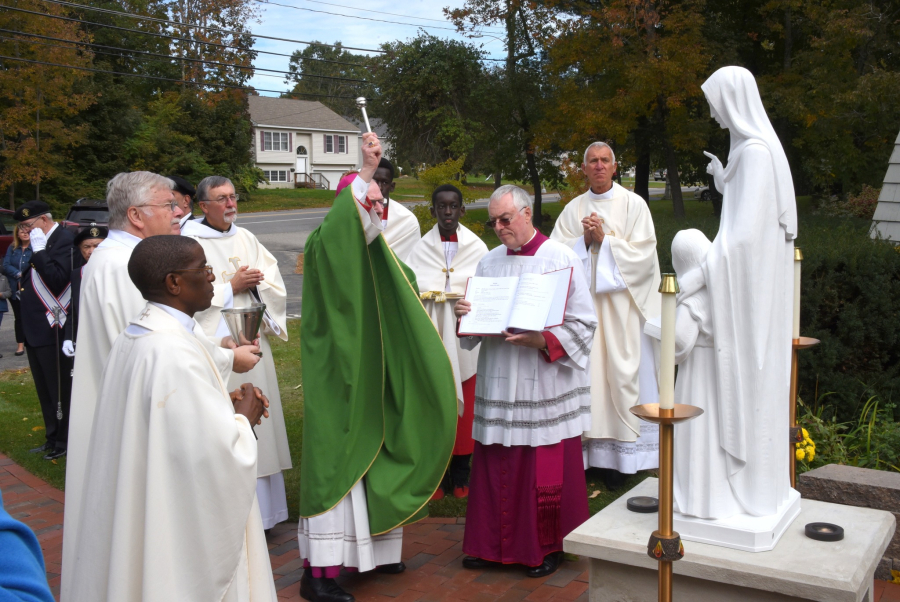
left=221, top=302, right=266, bottom=357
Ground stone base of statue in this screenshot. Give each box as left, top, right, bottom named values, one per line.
left=565, top=478, right=895, bottom=602
left=673, top=488, right=801, bottom=552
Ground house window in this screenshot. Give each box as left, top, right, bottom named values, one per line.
left=263, top=170, right=288, bottom=183
left=324, top=134, right=348, bottom=154
left=297, top=145, right=308, bottom=156
left=262, top=131, right=290, bottom=151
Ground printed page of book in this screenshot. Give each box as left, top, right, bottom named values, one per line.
left=459, top=276, right=520, bottom=336
left=507, top=273, right=556, bottom=332
left=541, top=267, right=573, bottom=328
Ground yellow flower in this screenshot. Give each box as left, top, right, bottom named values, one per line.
left=806, top=447, right=815, bottom=462
left=801, top=428, right=809, bottom=439
left=796, top=448, right=806, bottom=461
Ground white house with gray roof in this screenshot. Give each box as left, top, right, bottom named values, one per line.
left=872, top=129, right=900, bottom=242
left=249, top=96, right=363, bottom=190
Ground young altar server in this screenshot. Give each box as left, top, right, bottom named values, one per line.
left=550, top=142, right=662, bottom=489
left=183, top=175, right=293, bottom=531
left=406, top=184, right=488, bottom=498
left=454, top=185, right=597, bottom=578
left=67, top=235, right=276, bottom=602
left=373, top=158, right=420, bottom=262
left=300, top=133, right=457, bottom=602
left=61, top=172, right=261, bottom=600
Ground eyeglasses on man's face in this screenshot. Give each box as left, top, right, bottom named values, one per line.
left=171, top=264, right=214, bottom=277
left=143, top=200, right=180, bottom=213
left=485, top=207, right=525, bottom=229
left=19, top=216, right=43, bottom=232
left=206, top=194, right=239, bottom=204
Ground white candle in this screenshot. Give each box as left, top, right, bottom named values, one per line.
left=793, top=248, right=802, bottom=339
left=659, top=274, right=677, bottom=410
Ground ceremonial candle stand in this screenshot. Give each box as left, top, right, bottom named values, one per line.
left=630, top=403, right=703, bottom=602
left=789, top=336, right=820, bottom=488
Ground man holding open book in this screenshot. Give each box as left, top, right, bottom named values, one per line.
left=454, top=185, right=597, bottom=578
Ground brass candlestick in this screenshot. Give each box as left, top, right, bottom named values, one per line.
left=630, top=404, right=703, bottom=602
left=629, top=273, right=703, bottom=602
left=789, top=248, right=820, bottom=488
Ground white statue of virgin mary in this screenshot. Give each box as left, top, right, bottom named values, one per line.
left=697, top=66, right=798, bottom=518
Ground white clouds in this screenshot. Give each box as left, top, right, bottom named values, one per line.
left=247, top=0, right=505, bottom=96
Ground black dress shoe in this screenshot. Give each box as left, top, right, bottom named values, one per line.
left=526, top=551, right=563, bottom=578
left=374, top=562, right=406, bottom=574
left=44, top=448, right=66, bottom=460
left=462, top=556, right=501, bottom=570
left=14, top=350, right=24, bottom=356
left=29, top=442, right=53, bottom=454
left=299, top=571, right=354, bottom=602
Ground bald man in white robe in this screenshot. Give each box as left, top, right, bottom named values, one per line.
left=551, top=143, right=661, bottom=484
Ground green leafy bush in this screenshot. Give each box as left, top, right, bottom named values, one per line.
left=798, top=220, right=900, bottom=421
left=798, top=395, right=900, bottom=473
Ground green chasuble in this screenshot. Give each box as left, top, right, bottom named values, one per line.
left=300, top=186, right=458, bottom=535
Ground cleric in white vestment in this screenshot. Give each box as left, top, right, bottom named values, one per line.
left=68, top=236, right=276, bottom=602
left=62, top=172, right=260, bottom=599
left=550, top=143, right=662, bottom=483
left=183, top=175, right=293, bottom=530
left=455, top=185, right=596, bottom=578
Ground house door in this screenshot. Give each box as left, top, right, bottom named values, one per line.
left=296, top=145, right=308, bottom=175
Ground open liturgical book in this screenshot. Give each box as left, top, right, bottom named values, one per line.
left=459, top=267, right=573, bottom=336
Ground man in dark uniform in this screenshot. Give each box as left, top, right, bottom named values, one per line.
left=62, top=226, right=108, bottom=360
left=15, top=200, right=76, bottom=460
left=168, top=176, right=197, bottom=227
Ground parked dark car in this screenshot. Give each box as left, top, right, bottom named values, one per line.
left=0, top=208, right=15, bottom=256
left=64, top=198, right=109, bottom=234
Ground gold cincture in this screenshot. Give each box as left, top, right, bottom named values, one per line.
left=419, top=291, right=463, bottom=303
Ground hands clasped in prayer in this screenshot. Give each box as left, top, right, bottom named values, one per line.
left=230, top=265, right=264, bottom=294
left=231, top=383, right=269, bottom=426
left=582, top=212, right=605, bottom=249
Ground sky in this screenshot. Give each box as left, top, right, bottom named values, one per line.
left=245, top=0, right=509, bottom=96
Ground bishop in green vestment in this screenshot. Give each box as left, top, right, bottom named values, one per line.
left=298, top=133, right=457, bottom=599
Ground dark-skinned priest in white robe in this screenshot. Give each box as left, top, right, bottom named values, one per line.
left=455, top=185, right=597, bottom=578
left=62, top=172, right=263, bottom=600
left=68, top=235, right=276, bottom=602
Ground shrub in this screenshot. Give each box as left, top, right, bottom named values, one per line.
left=799, top=220, right=900, bottom=421
left=798, top=395, right=900, bottom=473
left=817, top=185, right=881, bottom=220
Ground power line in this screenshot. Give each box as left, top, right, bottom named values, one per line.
left=291, top=0, right=502, bottom=28
left=254, top=0, right=459, bottom=32
left=0, top=29, right=370, bottom=83
left=0, top=54, right=362, bottom=99
left=41, top=0, right=385, bottom=54
left=0, top=4, right=368, bottom=66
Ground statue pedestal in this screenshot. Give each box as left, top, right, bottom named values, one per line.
left=674, top=488, right=801, bottom=552
left=565, top=478, right=895, bottom=602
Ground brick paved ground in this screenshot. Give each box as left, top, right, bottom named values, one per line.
left=1, top=451, right=898, bottom=602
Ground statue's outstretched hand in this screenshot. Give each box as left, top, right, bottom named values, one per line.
left=703, top=151, right=725, bottom=193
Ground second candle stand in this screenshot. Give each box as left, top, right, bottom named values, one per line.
left=630, top=273, right=703, bottom=602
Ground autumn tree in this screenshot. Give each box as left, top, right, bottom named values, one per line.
left=0, top=0, right=96, bottom=208
left=539, top=0, right=712, bottom=218
left=446, top=0, right=560, bottom=226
